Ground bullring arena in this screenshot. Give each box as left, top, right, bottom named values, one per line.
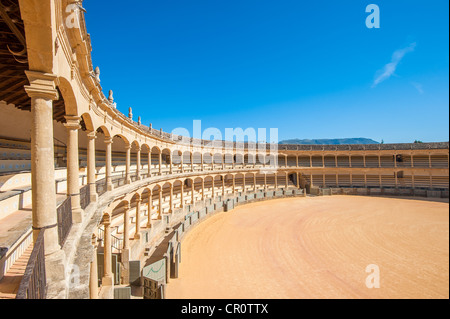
left=0, top=1, right=449, bottom=300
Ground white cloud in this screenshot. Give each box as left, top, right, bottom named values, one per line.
left=372, top=42, right=416, bottom=88
left=411, top=81, right=424, bottom=94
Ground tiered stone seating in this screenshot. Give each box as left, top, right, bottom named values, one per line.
left=351, top=156, right=365, bottom=168
left=431, top=155, right=449, bottom=168
left=380, top=156, right=395, bottom=168
left=412, top=155, right=429, bottom=167
left=337, top=156, right=350, bottom=168
left=365, top=156, right=379, bottom=168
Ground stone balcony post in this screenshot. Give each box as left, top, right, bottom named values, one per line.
left=24, top=71, right=60, bottom=255
left=102, top=214, right=114, bottom=286
left=135, top=198, right=141, bottom=239
left=136, top=146, right=141, bottom=180
left=169, top=184, right=173, bottom=213
left=147, top=191, right=153, bottom=228
left=123, top=203, right=130, bottom=251
left=158, top=189, right=163, bottom=219
left=87, top=131, right=98, bottom=202
left=89, top=234, right=99, bottom=299
left=148, top=151, right=152, bottom=177
left=125, top=144, right=131, bottom=184
left=201, top=179, right=205, bottom=200
left=64, top=115, right=83, bottom=223
left=180, top=182, right=184, bottom=208
left=105, top=137, right=114, bottom=191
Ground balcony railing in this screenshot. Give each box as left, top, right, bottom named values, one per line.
left=15, top=230, right=47, bottom=299
left=57, top=197, right=72, bottom=247
left=80, top=184, right=90, bottom=210
left=97, top=228, right=123, bottom=253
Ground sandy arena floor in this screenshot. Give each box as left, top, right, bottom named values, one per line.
left=166, top=196, right=449, bottom=299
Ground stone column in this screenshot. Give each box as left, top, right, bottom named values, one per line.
left=87, top=131, right=98, bottom=202
left=212, top=178, right=215, bottom=198
left=296, top=172, right=300, bottom=188
left=169, top=185, right=173, bottom=213
left=200, top=153, right=204, bottom=171
left=148, top=151, right=152, bottom=177
left=158, top=152, right=162, bottom=175
left=232, top=176, right=236, bottom=194
left=102, top=214, right=113, bottom=286
left=219, top=177, right=223, bottom=195
left=64, top=116, right=83, bottom=223
left=123, top=203, right=130, bottom=252
left=169, top=153, right=172, bottom=174
left=201, top=179, right=205, bottom=200
left=191, top=181, right=195, bottom=204
left=286, top=173, right=289, bottom=188
left=264, top=174, right=267, bottom=190
left=309, top=155, right=312, bottom=168
left=285, top=155, right=288, bottom=168
left=136, top=146, right=141, bottom=180
left=125, top=144, right=131, bottom=184
left=24, top=71, right=60, bottom=255
left=158, top=188, right=163, bottom=218
left=190, top=153, right=194, bottom=172
left=254, top=174, right=257, bottom=191
left=296, top=155, right=299, bottom=167
left=135, top=199, right=141, bottom=239
left=180, top=182, right=184, bottom=208
left=125, top=145, right=131, bottom=184
left=181, top=154, right=184, bottom=173
left=242, top=175, right=245, bottom=193
left=89, top=234, right=99, bottom=299
left=105, top=137, right=114, bottom=191
left=147, top=191, right=153, bottom=228
left=222, top=155, right=225, bottom=170
left=349, top=155, right=352, bottom=168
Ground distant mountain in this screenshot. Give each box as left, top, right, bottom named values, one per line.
left=279, top=138, right=380, bottom=145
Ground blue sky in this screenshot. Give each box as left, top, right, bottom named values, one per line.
left=84, top=0, right=449, bottom=143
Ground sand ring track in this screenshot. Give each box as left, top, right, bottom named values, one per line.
left=166, top=196, right=449, bottom=299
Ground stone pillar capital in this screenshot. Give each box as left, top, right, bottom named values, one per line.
left=24, top=71, right=59, bottom=100
left=102, top=214, right=111, bottom=226
left=64, top=116, right=81, bottom=130
left=87, top=131, right=97, bottom=140
left=125, top=144, right=131, bottom=150
left=104, top=137, right=113, bottom=145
